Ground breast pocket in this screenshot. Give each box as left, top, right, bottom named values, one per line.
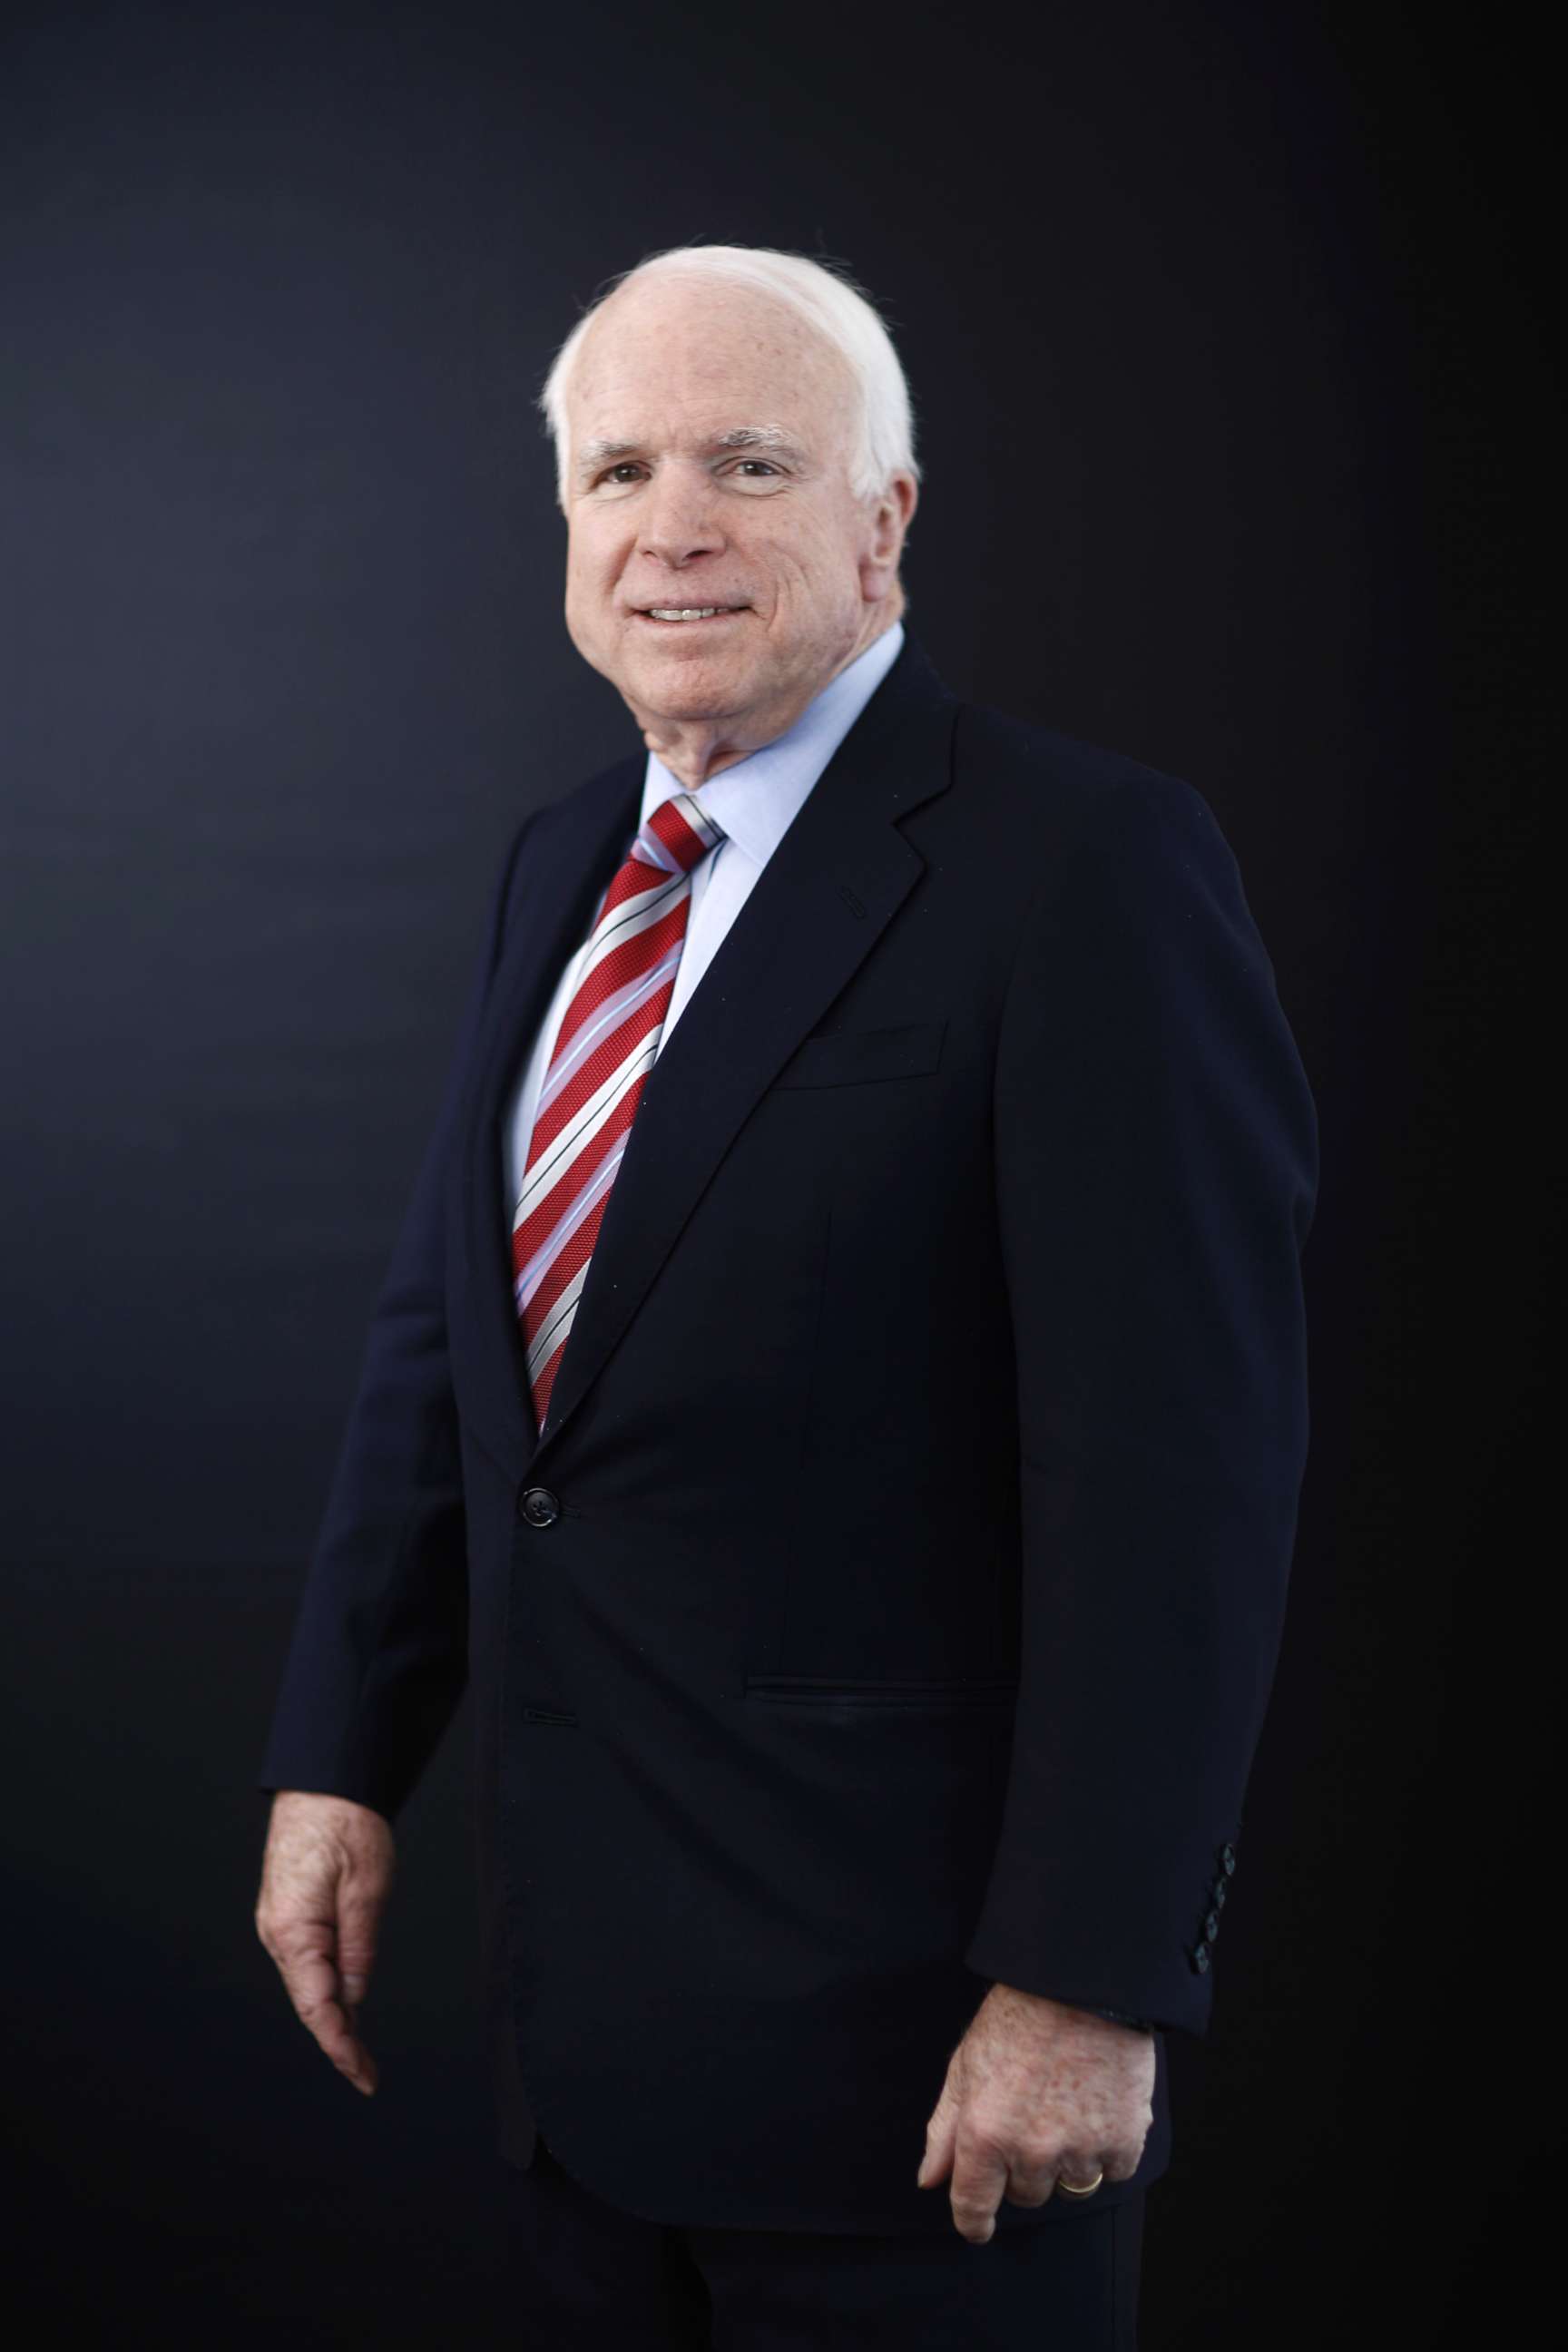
left=768, top=1019, right=946, bottom=1090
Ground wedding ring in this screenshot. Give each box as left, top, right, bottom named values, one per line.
left=1055, top=2169, right=1104, bottom=2198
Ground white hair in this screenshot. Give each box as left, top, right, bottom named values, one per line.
left=535, top=242, right=921, bottom=513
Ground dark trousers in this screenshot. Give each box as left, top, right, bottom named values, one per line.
left=505, top=2134, right=1144, bottom=2349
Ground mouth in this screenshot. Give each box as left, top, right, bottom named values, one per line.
left=632, top=604, right=750, bottom=627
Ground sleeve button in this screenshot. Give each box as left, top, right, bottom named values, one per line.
left=1191, top=1945, right=1211, bottom=1974
left=1220, top=1844, right=1237, bottom=1875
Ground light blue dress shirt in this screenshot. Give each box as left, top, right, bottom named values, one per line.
left=502, top=619, right=906, bottom=1218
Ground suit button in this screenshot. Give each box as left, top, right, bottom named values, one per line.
left=1205, top=1911, right=1220, bottom=1940
left=1191, top=1945, right=1210, bottom=1974
left=1221, top=1844, right=1237, bottom=1874
left=519, top=1486, right=560, bottom=1527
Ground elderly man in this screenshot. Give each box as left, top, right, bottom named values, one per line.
left=256, top=243, right=1318, bottom=2347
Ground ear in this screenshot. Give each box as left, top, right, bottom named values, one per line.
left=859, top=472, right=919, bottom=601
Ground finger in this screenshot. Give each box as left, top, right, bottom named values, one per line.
left=1054, top=2149, right=1108, bottom=2199
left=916, top=2102, right=958, bottom=2189
left=332, top=1884, right=383, bottom=2093
left=336, top=1875, right=388, bottom=2013
left=1003, top=2151, right=1063, bottom=2208
left=948, top=2136, right=1009, bottom=2244
left=277, top=1935, right=377, bottom=2092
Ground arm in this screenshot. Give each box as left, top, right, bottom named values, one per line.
left=962, top=769, right=1319, bottom=2037
left=255, top=810, right=536, bottom=1824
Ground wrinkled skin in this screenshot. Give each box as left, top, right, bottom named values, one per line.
left=917, top=1982, right=1156, bottom=2241
left=560, top=270, right=917, bottom=792
left=255, top=1790, right=393, bottom=2096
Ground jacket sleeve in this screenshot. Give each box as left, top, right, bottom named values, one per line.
left=255, top=811, right=536, bottom=1824
left=962, top=769, right=1318, bottom=2036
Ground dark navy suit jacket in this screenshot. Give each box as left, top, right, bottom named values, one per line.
left=257, top=629, right=1318, bottom=2234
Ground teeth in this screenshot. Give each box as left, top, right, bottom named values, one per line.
left=646, top=607, right=729, bottom=621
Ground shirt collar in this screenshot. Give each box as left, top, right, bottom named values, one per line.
left=638, top=621, right=906, bottom=866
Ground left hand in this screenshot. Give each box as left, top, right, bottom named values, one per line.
left=916, top=1983, right=1156, bottom=2241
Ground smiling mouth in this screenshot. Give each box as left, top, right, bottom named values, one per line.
left=634, top=605, right=750, bottom=624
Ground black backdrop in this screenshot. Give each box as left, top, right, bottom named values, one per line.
left=2, top=1, right=1552, bottom=2342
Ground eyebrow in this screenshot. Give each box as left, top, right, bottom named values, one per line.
left=574, top=426, right=808, bottom=481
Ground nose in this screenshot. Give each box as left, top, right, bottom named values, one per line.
left=637, top=459, right=727, bottom=570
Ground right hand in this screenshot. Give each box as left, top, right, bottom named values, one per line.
left=255, top=1790, right=396, bottom=2096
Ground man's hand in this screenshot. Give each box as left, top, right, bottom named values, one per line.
left=254, top=1790, right=396, bottom=2097
left=916, top=1983, right=1155, bottom=2241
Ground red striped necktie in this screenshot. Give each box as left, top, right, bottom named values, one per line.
left=512, top=789, right=726, bottom=1433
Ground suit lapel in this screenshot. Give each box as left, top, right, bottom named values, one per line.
left=454, top=631, right=958, bottom=1483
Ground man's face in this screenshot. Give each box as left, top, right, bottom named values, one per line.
left=562, top=277, right=907, bottom=747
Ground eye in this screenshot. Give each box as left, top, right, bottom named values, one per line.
left=603, top=462, right=645, bottom=485
left=731, top=460, right=779, bottom=476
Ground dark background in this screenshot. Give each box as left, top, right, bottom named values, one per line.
left=1, top=0, right=1552, bottom=2341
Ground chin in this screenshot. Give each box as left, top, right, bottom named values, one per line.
left=631, top=648, right=750, bottom=712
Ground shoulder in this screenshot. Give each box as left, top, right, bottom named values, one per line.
left=957, top=697, right=1216, bottom=834
left=953, top=697, right=1240, bottom=906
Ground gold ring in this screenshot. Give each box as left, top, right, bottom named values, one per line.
left=1055, top=2169, right=1104, bottom=2198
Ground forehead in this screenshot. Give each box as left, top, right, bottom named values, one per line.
left=567, top=279, right=852, bottom=443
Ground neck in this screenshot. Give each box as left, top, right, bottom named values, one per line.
left=633, top=593, right=903, bottom=792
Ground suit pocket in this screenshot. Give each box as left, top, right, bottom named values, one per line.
left=743, top=1672, right=1016, bottom=1709
left=767, top=1019, right=946, bottom=1090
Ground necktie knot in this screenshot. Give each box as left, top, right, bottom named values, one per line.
left=638, top=790, right=726, bottom=877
